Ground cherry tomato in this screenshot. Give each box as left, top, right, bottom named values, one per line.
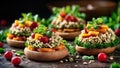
left=98, top=52, right=107, bottom=62
left=30, top=22, right=38, bottom=30
left=115, top=29, right=120, bottom=36
left=31, top=33, right=35, bottom=38
left=65, top=15, right=78, bottom=22
left=11, top=56, right=21, bottom=66
left=0, top=42, right=3, bottom=47
left=4, top=51, right=13, bottom=60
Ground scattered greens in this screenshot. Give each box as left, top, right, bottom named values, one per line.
left=82, top=55, right=94, bottom=61
left=110, top=62, right=120, bottom=68
left=74, top=36, right=119, bottom=49
left=62, top=40, right=76, bottom=55
left=15, top=50, right=24, bottom=55
left=0, top=48, right=4, bottom=53
left=0, top=29, right=9, bottom=43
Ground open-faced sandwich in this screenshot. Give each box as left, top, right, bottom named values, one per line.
left=50, top=5, right=85, bottom=39
left=24, top=25, right=71, bottom=61
left=75, top=18, right=119, bottom=55
left=7, top=13, right=40, bottom=48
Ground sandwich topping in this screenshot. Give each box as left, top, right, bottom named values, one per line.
left=25, top=25, right=66, bottom=52
left=7, top=13, right=40, bottom=41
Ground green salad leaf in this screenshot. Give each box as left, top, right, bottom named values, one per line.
left=74, top=36, right=119, bottom=49
left=33, top=25, right=47, bottom=35
left=15, top=50, right=24, bottom=55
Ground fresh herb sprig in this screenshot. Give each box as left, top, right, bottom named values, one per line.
left=87, top=18, right=103, bottom=30
left=20, top=12, right=41, bottom=24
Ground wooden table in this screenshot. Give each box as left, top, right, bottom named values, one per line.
left=0, top=42, right=120, bottom=68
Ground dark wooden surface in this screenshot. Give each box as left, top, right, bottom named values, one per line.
left=0, top=41, right=120, bottom=68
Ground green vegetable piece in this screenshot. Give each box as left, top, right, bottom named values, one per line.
left=33, top=25, right=47, bottom=34
left=82, top=55, right=89, bottom=60
left=87, top=23, right=93, bottom=29
left=15, top=50, right=24, bottom=55
left=88, top=56, right=95, bottom=60
left=110, top=62, right=120, bottom=68
left=97, top=18, right=103, bottom=24
left=46, top=31, right=52, bottom=37
left=65, top=43, right=76, bottom=55
left=0, top=48, right=4, bottom=53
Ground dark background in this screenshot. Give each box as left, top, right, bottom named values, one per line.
left=0, top=0, right=118, bottom=24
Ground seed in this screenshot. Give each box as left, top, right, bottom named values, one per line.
left=76, top=55, right=80, bottom=59
left=65, top=59, right=68, bottom=62
left=74, top=65, right=78, bottom=67
left=60, top=60, right=64, bottom=63
left=83, top=62, right=88, bottom=65
left=109, top=56, right=114, bottom=60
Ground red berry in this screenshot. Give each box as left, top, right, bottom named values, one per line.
left=11, top=56, right=21, bottom=66
left=31, top=33, right=35, bottom=38
left=4, top=51, right=12, bottom=60
left=30, top=22, right=38, bottom=30
left=60, top=11, right=66, bottom=18
left=115, top=29, right=120, bottom=36
left=98, top=52, right=107, bottom=62
left=0, top=19, right=7, bottom=26
left=0, top=42, right=3, bottom=47
left=39, top=36, right=49, bottom=43
left=65, top=15, right=78, bottom=22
